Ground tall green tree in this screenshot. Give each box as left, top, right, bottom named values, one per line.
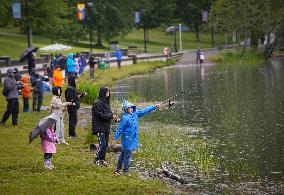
left=209, top=0, right=284, bottom=49
left=175, top=0, right=211, bottom=42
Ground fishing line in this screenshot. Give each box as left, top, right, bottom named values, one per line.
left=160, top=67, right=229, bottom=108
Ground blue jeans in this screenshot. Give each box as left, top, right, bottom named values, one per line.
left=117, top=150, right=133, bottom=173
left=95, top=132, right=109, bottom=161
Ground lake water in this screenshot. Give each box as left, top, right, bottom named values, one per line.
left=113, top=57, right=284, bottom=192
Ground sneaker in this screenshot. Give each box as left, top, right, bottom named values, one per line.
left=114, top=170, right=121, bottom=175
left=0, top=121, right=5, bottom=127
left=95, top=160, right=101, bottom=166
left=124, top=172, right=129, bottom=176
left=100, top=160, right=108, bottom=167
left=61, top=141, right=69, bottom=145
left=44, top=160, right=52, bottom=170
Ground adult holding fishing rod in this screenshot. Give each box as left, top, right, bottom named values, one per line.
left=65, top=76, right=86, bottom=139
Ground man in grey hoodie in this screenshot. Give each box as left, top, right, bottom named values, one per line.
left=1, top=69, right=21, bottom=126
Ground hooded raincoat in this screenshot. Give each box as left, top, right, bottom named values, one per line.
left=113, top=101, right=156, bottom=151
left=92, top=87, right=113, bottom=134
left=66, top=53, right=75, bottom=73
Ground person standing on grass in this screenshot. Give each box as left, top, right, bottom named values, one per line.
left=113, top=100, right=161, bottom=176
left=28, top=52, right=36, bottom=75
left=115, top=49, right=122, bottom=69
left=50, top=87, right=73, bottom=145
left=40, top=126, right=58, bottom=170
left=89, top=55, right=95, bottom=79
left=66, top=53, right=76, bottom=78
left=1, top=69, right=22, bottom=126
left=21, top=76, right=32, bottom=112
left=53, top=65, right=64, bottom=90
left=30, top=69, right=49, bottom=112
left=92, top=87, right=118, bottom=166
left=65, top=76, right=85, bottom=139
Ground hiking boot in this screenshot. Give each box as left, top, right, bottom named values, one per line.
left=100, top=160, right=108, bottom=167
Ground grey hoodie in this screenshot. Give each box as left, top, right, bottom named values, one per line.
left=4, top=69, right=18, bottom=99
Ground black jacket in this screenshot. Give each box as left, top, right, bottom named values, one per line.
left=65, top=76, right=80, bottom=110
left=92, top=87, right=113, bottom=134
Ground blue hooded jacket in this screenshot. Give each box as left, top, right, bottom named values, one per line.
left=113, top=100, right=156, bottom=151
left=66, top=53, right=75, bottom=73
left=115, top=49, right=122, bottom=61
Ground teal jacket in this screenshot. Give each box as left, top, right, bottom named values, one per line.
left=113, top=105, right=156, bottom=150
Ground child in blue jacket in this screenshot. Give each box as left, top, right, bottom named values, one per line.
left=113, top=100, right=161, bottom=176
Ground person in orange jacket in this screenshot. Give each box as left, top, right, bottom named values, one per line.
left=53, top=65, right=64, bottom=89
left=21, top=76, right=32, bottom=112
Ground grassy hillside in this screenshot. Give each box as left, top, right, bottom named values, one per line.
left=0, top=27, right=230, bottom=59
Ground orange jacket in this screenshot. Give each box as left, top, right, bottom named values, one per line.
left=53, top=69, right=64, bottom=87
left=21, top=76, right=31, bottom=98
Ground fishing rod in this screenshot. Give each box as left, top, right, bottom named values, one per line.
left=160, top=70, right=227, bottom=108
left=79, top=68, right=108, bottom=93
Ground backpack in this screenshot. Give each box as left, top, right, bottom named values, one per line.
left=2, top=87, right=9, bottom=97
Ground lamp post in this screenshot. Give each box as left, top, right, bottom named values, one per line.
left=23, top=0, right=32, bottom=47
left=87, top=2, right=93, bottom=54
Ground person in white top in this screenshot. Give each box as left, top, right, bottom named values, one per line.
left=199, top=52, right=205, bottom=66
left=50, top=87, right=73, bottom=145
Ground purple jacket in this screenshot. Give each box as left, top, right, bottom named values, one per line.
left=40, top=128, right=58, bottom=154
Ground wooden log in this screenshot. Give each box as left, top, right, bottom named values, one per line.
left=161, top=163, right=188, bottom=184
left=89, top=143, right=122, bottom=152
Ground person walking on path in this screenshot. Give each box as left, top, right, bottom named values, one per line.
left=53, top=65, right=64, bottom=89
left=50, top=87, right=73, bottom=145
left=30, top=69, right=49, bottom=112
left=92, top=87, right=117, bottom=166
left=89, top=55, right=95, bottom=79
left=66, top=53, right=76, bottom=78
left=21, top=76, right=32, bottom=112
left=1, top=69, right=22, bottom=126
left=40, top=127, right=58, bottom=170
left=196, top=48, right=201, bottom=65
left=199, top=52, right=205, bottom=66
left=65, top=76, right=84, bottom=138
left=115, top=49, right=122, bottom=69
left=104, top=52, right=111, bottom=68
left=113, top=100, right=161, bottom=176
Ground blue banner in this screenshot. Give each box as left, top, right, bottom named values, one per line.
left=134, top=11, right=140, bottom=24
left=12, top=2, right=21, bottom=19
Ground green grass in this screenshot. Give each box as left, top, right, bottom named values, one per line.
left=208, top=48, right=266, bottom=66
left=0, top=62, right=178, bottom=195
left=0, top=27, right=230, bottom=59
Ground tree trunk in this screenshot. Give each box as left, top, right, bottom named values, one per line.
left=194, top=21, right=200, bottom=42
left=95, top=29, right=104, bottom=48
left=250, top=31, right=259, bottom=48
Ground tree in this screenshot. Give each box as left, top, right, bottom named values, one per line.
left=175, top=0, right=210, bottom=42
left=0, top=0, right=12, bottom=27
left=209, top=0, right=284, bottom=50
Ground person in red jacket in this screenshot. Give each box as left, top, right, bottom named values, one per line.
left=21, top=76, right=32, bottom=112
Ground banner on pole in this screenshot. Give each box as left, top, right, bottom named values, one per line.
left=12, top=2, right=21, bottom=19
left=77, top=3, right=86, bottom=21
left=202, top=10, right=208, bottom=22
left=134, top=11, right=140, bottom=24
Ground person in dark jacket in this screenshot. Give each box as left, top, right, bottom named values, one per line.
left=89, top=55, right=95, bottom=79
left=30, top=69, right=49, bottom=112
left=28, top=52, right=36, bottom=75
left=65, top=76, right=84, bottom=138
left=92, top=87, right=117, bottom=166
left=13, top=68, right=22, bottom=82
left=1, top=69, right=22, bottom=126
